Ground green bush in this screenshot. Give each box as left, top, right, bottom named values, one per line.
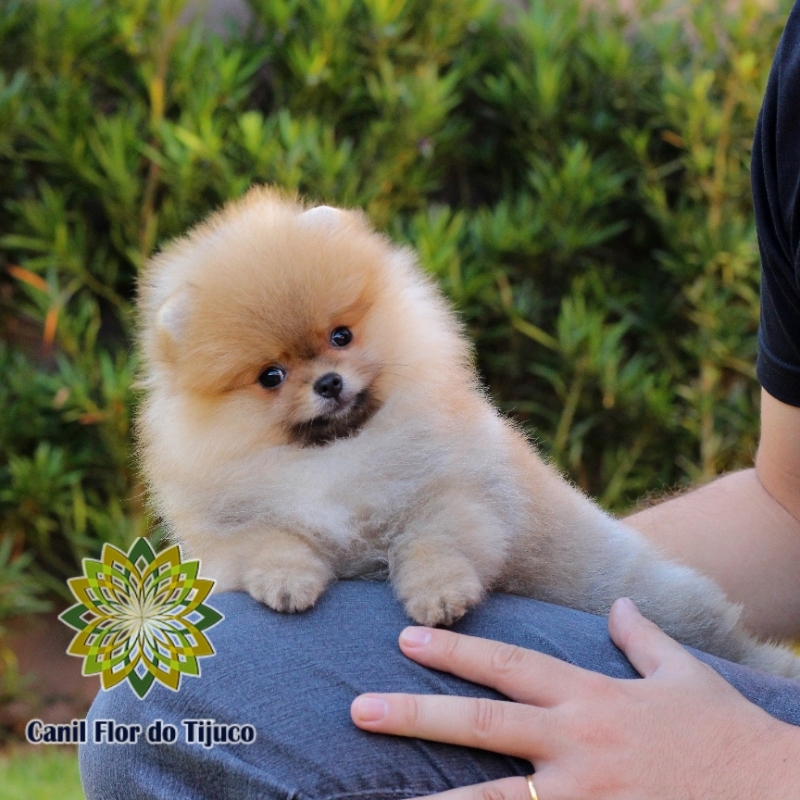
left=0, top=0, right=790, bottom=599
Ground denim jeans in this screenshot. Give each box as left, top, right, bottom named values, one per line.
left=79, top=582, right=800, bottom=799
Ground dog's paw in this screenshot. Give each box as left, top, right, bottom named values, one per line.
left=244, top=561, right=332, bottom=613
left=395, top=556, right=485, bottom=627
left=403, top=581, right=484, bottom=627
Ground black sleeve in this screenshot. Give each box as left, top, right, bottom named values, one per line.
left=752, top=1, right=800, bottom=407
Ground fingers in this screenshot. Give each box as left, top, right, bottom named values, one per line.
left=409, top=776, right=535, bottom=800
left=608, top=597, right=692, bottom=678
left=396, top=626, right=585, bottom=707
left=350, top=692, right=549, bottom=760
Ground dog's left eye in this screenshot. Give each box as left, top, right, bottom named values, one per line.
left=257, top=366, right=286, bottom=389
left=330, top=326, right=352, bottom=347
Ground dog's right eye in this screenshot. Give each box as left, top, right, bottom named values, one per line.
left=257, top=366, right=286, bottom=389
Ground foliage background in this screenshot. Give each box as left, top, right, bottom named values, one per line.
left=0, top=0, right=790, bottom=631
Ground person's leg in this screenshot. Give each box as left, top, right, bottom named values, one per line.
left=79, top=582, right=800, bottom=800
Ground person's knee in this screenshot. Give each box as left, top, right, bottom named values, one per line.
left=79, top=586, right=618, bottom=799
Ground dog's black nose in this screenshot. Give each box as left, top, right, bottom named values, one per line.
left=314, top=372, right=343, bottom=399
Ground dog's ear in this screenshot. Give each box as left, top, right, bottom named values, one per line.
left=299, top=204, right=372, bottom=237
left=156, top=286, right=193, bottom=344
left=298, top=205, right=343, bottom=230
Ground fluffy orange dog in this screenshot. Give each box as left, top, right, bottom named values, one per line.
left=137, top=187, right=799, bottom=678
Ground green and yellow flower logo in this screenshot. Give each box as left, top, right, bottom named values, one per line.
left=59, top=538, right=223, bottom=699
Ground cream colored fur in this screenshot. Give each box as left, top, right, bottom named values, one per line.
left=137, top=187, right=800, bottom=679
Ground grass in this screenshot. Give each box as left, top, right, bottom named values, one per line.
left=0, top=746, right=84, bottom=800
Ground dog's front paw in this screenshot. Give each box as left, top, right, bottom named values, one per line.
left=394, top=554, right=486, bottom=627
left=403, top=580, right=484, bottom=627
left=244, top=559, right=333, bottom=613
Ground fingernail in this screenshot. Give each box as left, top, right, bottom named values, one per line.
left=400, top=626, right=432, bottom=648
left=352, top=695, right=388, bottom=722
left=617, top=597, right=638, bottom=613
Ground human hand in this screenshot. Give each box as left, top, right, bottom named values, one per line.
left=351, top=597, right=800, bottom=800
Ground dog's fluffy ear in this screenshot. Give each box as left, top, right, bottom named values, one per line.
left=298, top=205, right=343, bottom=230
left=156, top=286, right=193, bottom=344
left=298, top=205, right=373, bottom=239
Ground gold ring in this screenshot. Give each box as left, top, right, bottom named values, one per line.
left=525, top=774, right=539, bottom=800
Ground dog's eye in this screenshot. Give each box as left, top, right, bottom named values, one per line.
left=257, top=366, right=286, bottom=389
left=330, top=326, right=352, bottom=348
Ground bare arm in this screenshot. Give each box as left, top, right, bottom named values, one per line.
left=625, top=389, right=800, bottom=639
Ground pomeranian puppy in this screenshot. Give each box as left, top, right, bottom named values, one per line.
left=137, top=186, right=799, bottom=679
